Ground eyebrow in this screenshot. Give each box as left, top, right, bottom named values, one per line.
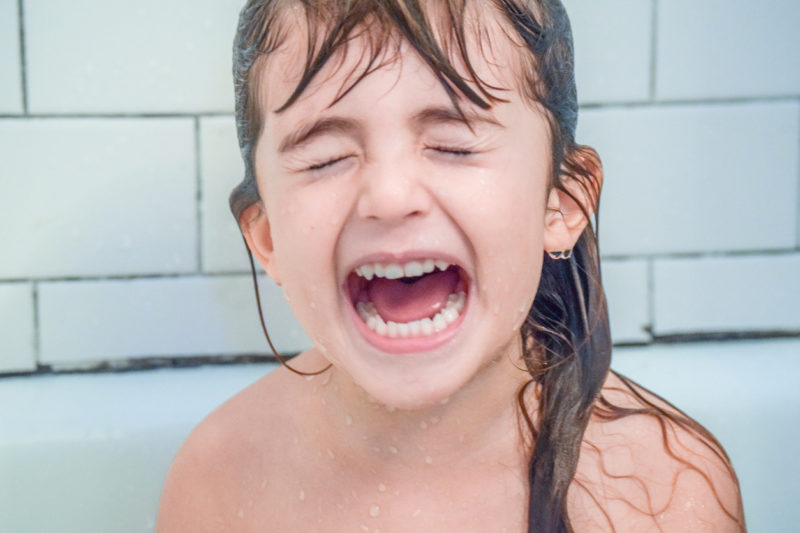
left=277, top=105, right=503, bottom=154
left=278, top=117, right=361, bottom=154
left=409, top=106, right=504, bottom=133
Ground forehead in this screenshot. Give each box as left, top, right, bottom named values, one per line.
left=256, top=2, right=534, bottom=116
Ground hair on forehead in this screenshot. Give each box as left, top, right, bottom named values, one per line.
left=232, top=0, right=579, bottom=220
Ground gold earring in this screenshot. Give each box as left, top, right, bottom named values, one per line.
left=547, top=249, right=572, bottom=260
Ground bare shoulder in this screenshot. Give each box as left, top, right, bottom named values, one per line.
left=568, top=371, right=745, bottom=532
left=156, top=359, right=315, bottom=532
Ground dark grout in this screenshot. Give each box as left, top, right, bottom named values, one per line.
left=17, top=0, right=28, bottom=114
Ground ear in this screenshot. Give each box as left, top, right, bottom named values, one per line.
left=238, top=203, right=281, bottom=285
left=543, top=147, right=603, bottom=254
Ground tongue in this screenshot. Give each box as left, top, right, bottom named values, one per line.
left=368, top=269, right=459, bottom=323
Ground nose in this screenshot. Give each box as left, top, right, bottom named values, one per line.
left=356, top=157, right=432, bottom=221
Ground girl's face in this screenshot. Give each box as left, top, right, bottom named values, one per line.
left=250, top=29, right=555, bottom=409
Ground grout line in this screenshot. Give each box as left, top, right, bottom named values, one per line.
left=0, top=97, right=796, bottom=121
left=646, top=258, right=655, bottom=339
left=648, top=0, right=659, bottom=101
left=194, top=117, right=203, bottom=272
left=600, top=248, right=800, bottom=262
left=0, top=111, right=234, bottom=119
left=0, top=270, right=259, bottom=284
left=579, top=94, right=799, bottom=110
left=32, top=281, right=40, bottom=365
left=17, top=0, right=28, bottom=114
left=5, top=330, right=800, bottom=379
left=796, top=98, right=800, bottom=250
left=0, top=248, right=797, bottom=285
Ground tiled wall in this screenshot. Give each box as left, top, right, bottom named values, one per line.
left=1, top=0, right=798, bottom=373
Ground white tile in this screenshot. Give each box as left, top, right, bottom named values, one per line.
left=38, top=276, right=310, bottom=364
left=601, top=259, right=650, bottom=343
left=579, top=101, right=799, bottom=255
left=25, top=0, right=242, bottom=113
left=656, top=0, right=800, bottom=99
left=0, top=283, right=35, bottom=372
left=653, top=254, right=800, bottom=335
left=0, top=118, right=196, bottom=278
left=564, top=0, right=652, bottom=103
left=0, top=0, right=23, bottom=113
left=200, top=116, right=252, bottom=273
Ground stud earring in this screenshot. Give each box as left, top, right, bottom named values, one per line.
left=547, top=249, right=572, bottom=260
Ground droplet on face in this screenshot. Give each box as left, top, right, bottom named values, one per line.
left=425, top=456, right=433, bottom=464
left=429, top=416, right=440, bottom=425
left=299, top=489, right=306, bottom=501
left=378, top=483, right=386, bottom=492
left=412, top=509, right=422, bottom=518
left=419, top=420, right=428, bottom=430
left=237, top=509, right=244, bottom=519
left=327, top=448, right=335, bottom=459
left=388, top=446, right=398, bottom=454
left=346, top=415, right=353, bottom=425
left=369, top=504, right=381, bottom=517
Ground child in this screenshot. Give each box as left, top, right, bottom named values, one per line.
left=158, top=1, right=745, bottom=531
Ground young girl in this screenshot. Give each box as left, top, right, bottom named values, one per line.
left=158, top=1, right=745, bottom=531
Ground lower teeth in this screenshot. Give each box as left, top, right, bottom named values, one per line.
left=356, top=292, right=466, bottom=338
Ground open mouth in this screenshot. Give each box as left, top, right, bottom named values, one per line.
left=346, top=258, right=470, bottom=342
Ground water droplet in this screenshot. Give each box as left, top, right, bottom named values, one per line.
left=369, top=504, right=381, bottom=517
left=388, top=446, right=398, bottom=454
left=310, top=302, right=316, bottom=309
left=305, top=375, right=315, bottom=381
left=493, top=305, right=500, bottom=315
left=429, top=416, right=440, bottom=425
left=360, top=525, right=369, bottom=532
left=425, top=456, right=433, bottom=464
left=327, top=448, right=335, bottom=459
left=419, top=420, right=428, bottom=430
left=346, top=415, right=353, bottom=425
left=378, top=483, right=386, bottom=492
left=237, top=509, right=244, bottom=518
left=299, top=489, right=306, bottom=501
left=412, top=509, right=422, bottom=518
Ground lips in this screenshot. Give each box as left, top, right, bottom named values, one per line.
left=344, top=255, right=471, bottom=353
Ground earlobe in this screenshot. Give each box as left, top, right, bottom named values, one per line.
left=238, top=203, right=281, bottom=285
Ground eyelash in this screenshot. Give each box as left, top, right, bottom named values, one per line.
left=303, top=146, right=475, bottom=172
left=428, top=145, right=475, bottom=158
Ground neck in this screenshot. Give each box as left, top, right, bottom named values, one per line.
left=306, top=343, right=537, bottom=473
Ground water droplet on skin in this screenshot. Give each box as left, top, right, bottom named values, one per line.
left=430, top=416, right=440, bottom=425
left=237, top=509, right=244, bottom=518
left=336, top=503, right=345, bottom=510
left=361, top=525, right=369, bottom=532
left=346, top=415, right=353, bottom=425
left=493, top=305, right=500, bottom=315
left=299, top=489, right=306, bottom=501
left=310, top=302, right=316, bottom=309
left=425, top=456, right=433, bottom=464
left=378, top=483, right=386, bottom=492
left=321, top=373, right=331, bottom=385
left=388, top=446, right=398, bottom=454
left=369, top=504, right=381, bottom=517
left=419, top=420, right=428, bottom=430
left=412, top=509, right=422, bottom=518
left=305, top=375, right=315, bottom=381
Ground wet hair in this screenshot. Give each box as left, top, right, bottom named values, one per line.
left=229, top=1, right=745, bottom=531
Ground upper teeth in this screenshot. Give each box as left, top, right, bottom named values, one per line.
left=355, top=259, right=451, bottom=280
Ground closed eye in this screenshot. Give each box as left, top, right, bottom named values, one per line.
left=428, top=146, right=475, bottom=157
left=306, top=155, right=352, bottom=172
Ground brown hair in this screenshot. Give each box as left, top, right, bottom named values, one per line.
left=229, top=1, right=745, bottom=531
